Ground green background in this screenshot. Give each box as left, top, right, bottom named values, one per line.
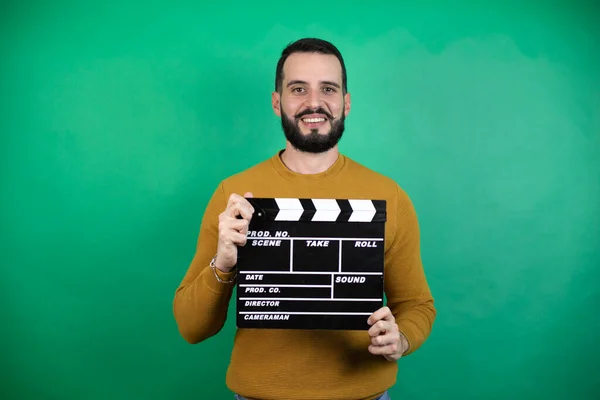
left=2, top=1, right=599, bottom=399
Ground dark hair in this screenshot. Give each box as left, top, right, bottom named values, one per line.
left=275, top=38, right=347, bottom=93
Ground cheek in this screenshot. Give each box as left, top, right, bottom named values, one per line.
left=328, top=101, right=344, bottom=116
left=282, top=98, right=303, bottom=115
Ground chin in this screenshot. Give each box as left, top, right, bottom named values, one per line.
left=302, top=127, right=331, bottom=136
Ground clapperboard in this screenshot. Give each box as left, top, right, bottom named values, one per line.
left=236, top=197, right=386, bottom=330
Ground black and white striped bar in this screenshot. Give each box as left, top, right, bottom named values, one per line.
left=251, top=197, right=386, bottom=223
left=236, top=197, right=386, bottom=330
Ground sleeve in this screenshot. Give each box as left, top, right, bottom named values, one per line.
left=383, top=185, right=436, bottom=355
left=172, top=182, right=237, bottom=344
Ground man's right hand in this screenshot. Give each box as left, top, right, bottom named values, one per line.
left=214, top=192, right=254, bottom=272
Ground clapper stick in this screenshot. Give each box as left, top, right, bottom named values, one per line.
left=236, top=198, right=386, bottom=330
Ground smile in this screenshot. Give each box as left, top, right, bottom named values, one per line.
left=302, top=117, right=326, bottom=123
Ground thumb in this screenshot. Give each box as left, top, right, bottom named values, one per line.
left=244, top=192, right=254, bottom=198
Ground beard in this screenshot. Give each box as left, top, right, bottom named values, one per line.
left=281, top=106, right=345, bottom=153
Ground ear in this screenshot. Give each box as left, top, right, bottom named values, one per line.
left=343, top=92, right=351, bottom=117
left=272, top=91, right=281, bottom=117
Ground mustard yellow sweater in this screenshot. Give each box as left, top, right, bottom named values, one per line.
left=173, top=151, right=436, bottom=400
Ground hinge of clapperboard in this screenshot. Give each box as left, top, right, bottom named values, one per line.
left=235, top=202, right=267, bottom=220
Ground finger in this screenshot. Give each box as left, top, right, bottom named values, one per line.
left=370, top=332, right=398, bottom=347
left=368, top=343, right=400, bottom=357
left=368, top=320, right=392, bottom=337
left=228, top=231, right=248, bottom=246
left=367, top=306, right=393, bottom=326
left=244, top=192, right=253, bottom=198
left=226, top=218, right=250, bottom=234
left=220, top=228, right=248, bottom=245
left=226, top=194, right=255, bottom=215
left=227, top=202, right=254, bottom=221
left=220, top=219, right=249, bottom=239
left=239, top=219, right=250, bottom=235
left=226, top=193, right=245, bottom=207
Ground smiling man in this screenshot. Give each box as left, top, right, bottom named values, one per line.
left=173, top=38, right=436, bottom=400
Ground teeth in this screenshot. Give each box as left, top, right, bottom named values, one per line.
left=303, top=118, right=325, bottom=123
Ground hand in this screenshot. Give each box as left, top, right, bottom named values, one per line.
left=367, top=306, right=408, bottom=361
left=215, top=192, right=254, bottom=272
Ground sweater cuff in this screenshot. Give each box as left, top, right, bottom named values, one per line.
left=202, top=264, right=237, bottom=293
left=397, top=319, right=422, bottom=355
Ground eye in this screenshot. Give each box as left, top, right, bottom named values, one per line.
left=291, top=87, right=305, bottom=93
left=323, top=86, right=336, bottom=93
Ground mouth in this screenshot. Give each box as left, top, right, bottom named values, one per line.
left=299, top=114, right=328, bottom=129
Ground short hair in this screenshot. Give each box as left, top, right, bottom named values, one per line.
left=274, top=38, right=347, bottom=93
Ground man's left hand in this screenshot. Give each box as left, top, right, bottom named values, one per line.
left=367, top=306, right=408, bottom=361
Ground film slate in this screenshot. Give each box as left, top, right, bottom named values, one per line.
left=235, top=197, right=386, bottom=330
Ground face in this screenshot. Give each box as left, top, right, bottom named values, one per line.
left=272, top=52, right=351, bottom=153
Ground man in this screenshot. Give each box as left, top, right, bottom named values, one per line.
left=173, top=38, right=436, bottom=400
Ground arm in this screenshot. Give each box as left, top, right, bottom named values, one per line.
left=172, top=183, right=236, bottom=344
left=383, top=185, right=436, bottom=356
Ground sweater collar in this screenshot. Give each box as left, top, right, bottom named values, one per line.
left=270, top=149, right=347, bottom=182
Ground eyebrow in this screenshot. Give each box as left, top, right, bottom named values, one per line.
left=286, top=80, right=341, bottom=89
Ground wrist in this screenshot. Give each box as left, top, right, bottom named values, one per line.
left=213, top=255, right=235, bottom=273
left=399, top=332, right=409, bottom=354
left=210, top=255, right=237, bottom=284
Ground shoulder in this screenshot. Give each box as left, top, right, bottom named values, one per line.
left=216, top=154, right=275, bottom=191
left=345, top=156, right=395, bottom=182
left=343, top=155, right=405, bottom=193
left=340, top=155, right=418, bottom=254
left=342, top=154, right=414, bottom=212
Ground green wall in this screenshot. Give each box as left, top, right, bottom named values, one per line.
left=2, top=1, right=598, bottom=399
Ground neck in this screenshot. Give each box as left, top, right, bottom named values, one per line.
left=280, top=144, right=339, bottom=174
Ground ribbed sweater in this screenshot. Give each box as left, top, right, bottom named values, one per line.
left=173, top=151, right=436, bottom=400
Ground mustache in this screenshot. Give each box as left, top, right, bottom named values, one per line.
left=295, top=107, right=333, bottom=120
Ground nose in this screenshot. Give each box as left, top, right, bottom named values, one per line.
left=307, top=88, right=323, bottom=108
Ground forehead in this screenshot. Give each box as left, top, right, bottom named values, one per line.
left=282, top=52, right=342, bottom=84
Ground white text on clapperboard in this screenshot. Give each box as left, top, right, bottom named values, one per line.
left=238, top=229, right=383, bottom=321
